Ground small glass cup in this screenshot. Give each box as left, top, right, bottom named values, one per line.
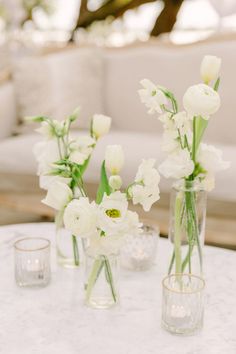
left=162, top=274, right=205, bottom=335
left=121, top=224, right=159, bottom=271
left=14, top=237, right=51, bottom=288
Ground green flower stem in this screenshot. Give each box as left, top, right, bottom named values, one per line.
left=174, top=193, right=182, bottom=274
left=103, top=256, right=117, bottom=303
left=72, top=235, right=80, bottom=266
left=85, top=258, right=104, bottom=302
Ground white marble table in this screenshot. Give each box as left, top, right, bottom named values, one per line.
left=0, top=223, right=236, bottom=354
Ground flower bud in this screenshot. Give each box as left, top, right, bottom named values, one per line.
left=109, top=175, right=122, bottom=190
left=105, top=145, right=124, bottom=175
left=92, top=114, right=111, bottom=139
left=200, top=55, right=221, bottom=84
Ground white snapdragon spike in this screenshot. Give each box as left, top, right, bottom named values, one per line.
left=33, top=140, right=61, bottom=175
left=109, top=175, right=122, bottom=190
left=200, top=55, right=221, bottom=84
left=197, top=143, right=230, bottom=174
left=105, top=145, right=124, bottom=175
left=35, top=122, right=54, bottom=139
left=63, top=198, right=98, bottom=238
left=69, top=136, right=95, bottom=165
left=98, top=191, right=128, bottom=235
left=183, top=84, right=220, bottom=120
left=39, top=175, right=71, bottom=190
left=138, top=79, right=167, bottom=114
left=92, top=114, right=111, bottom=139
left=130, top=159, right=161, bottom=212
left=42, top=181, right=73, bottom=210
left=159, top=149, right=194, bottom=179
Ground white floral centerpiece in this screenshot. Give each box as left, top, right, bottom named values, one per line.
left=139, top=55, right=230, bottom=275
left=27, top=109, right=161, bottom=307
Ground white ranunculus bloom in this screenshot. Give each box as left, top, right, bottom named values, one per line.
left=197, top=143, right=230, bottom=173
left=183, top=84, right=220, bottom=120
left=130, top=159, right=160, bottom=212
left=33, top=140, right=61, bottom=175
left=159, top=149, right=194, bottom=179
left=105, top=145, right=124, bottom=175
left=200, top=55, right=221, bottom=84
left=92, top=114, right=111, bottom=139
left=63, top=198, right=98, bottom=238
left=98, top=191, right=129, bottom=235
left=138, top=79, right=167, bottom=114
left=109, top=175, right=122, bottom=190
left=42, top=181, right=73, bottom=210
left=39, top=175, right=71, bottom=190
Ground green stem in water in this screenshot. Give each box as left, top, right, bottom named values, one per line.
left=72, top=235, right=80, bottom=266
left=103, top=256, right=117, bottom=303
left=85, top=258, right=104, bottom=302
left=174, top=193, right=182, bottom=274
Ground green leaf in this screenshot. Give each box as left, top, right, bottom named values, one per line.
left=24, top=116, right=48, bottom=123
left=78, top=156, right=91, bottom=176
left=214, top=77, right=220, bottom=91
left=96, top=161, right=111, bottom=204
left=192, top=116, right=208, bottom=160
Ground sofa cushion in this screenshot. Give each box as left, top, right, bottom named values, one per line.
left=104, top=40, right=236, bottom=145
left=11, top=47, right=104, bottom=130
left=0, top=81, right=17, bottom=139
left=0, top=132, right=234, bottom=203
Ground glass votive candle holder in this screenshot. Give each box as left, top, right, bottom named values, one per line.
left=14, top=237, right=51, bottom=288
left=120, top=224, right=159, bottom=271
left=162, top=274, right=205, bottom=335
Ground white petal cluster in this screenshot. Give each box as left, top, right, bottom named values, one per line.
left=200, top=55, right=221, bottom=84
left=105, top=145, right=124, bottom=175
left=183, top=84, right=220, bottom=120
left=138, top=79, right=167, bottom=114
left=69, top=136, right=95, bottom=165
left=159, top=149, right=194, bottom=179
left=92, top=114, right=111, bottom=139
left=42, top=181, right=73, bottom=210
left=130, top=159, right=160, bottom=212
left=33, top=140, right=61, bottom=175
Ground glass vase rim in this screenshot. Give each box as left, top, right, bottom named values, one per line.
left=162, top=273, right=205, bottom=294
left=173, top=179, right=205, bottom=192
left=14, top=237, right=51, bottom=252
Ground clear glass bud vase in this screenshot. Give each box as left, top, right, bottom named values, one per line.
left=84, top=249, right=119, bottom=309
left=55, top=218, right=80, bottom=269
left=168, top=180, right=207, bottom=276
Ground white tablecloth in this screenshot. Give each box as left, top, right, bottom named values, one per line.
left=0, top=223, right=236, bottom=354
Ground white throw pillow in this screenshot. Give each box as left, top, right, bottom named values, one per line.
left=12, top=46, right=104, bottom=130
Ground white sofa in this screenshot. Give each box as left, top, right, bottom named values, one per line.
left=0, top=38, right=235, bottom=213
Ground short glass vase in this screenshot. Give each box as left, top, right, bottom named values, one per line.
left=162, top=274, right=205, bottom=335
left=84, top=249, right=119, bottom=309
left=168, top=180, right=207, bottom=276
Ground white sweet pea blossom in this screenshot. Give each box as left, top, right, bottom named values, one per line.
left=200, top=55, right=221, bottom=84
left=109, top=175, right=122, bottom=190
left=42, top=181, right=73, bottom=210
left=33, top=140, right=61, bottom=175
left=105, top=145, right=124, bottom=175
left=92, top=114, right=111, bottom=139
left=159, top=149, right=194, bottom=179
left=183, top=84, right=220, bottom=120
left=197, top=143, right=230, bottom=174
left=130, top=159, right=160, bottom=212
left=39, top=175, right=71, bottom=190
left=63, top=198, right=97, bottom=238
left=138, top=79, right=167, bottom=114
left=172, top=111, right=191, bottom=136
left=161, top=130, right=179, bottom=153
left=69, top=136, right=95, bottom=165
